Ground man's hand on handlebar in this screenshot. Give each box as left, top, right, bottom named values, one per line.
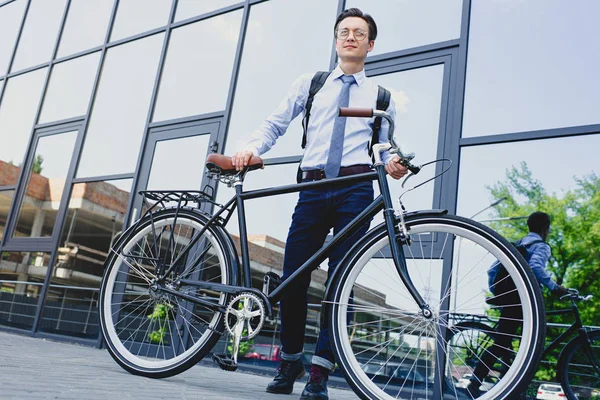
left=386, top=155, right=409, bottom=180
left=231, top=150, right=254, bottom=171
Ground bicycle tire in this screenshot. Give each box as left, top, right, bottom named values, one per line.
left=327, top=213, right=545, bottom=400
left=558, top=329, right=600, bottom=400
left=99, top=208, right=234, bottom=378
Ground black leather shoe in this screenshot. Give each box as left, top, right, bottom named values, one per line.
left=266, top=359, right=306, bottom=394
left=300, top=367, right=328, bottom=400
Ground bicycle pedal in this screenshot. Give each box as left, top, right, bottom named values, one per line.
left=262, top=272, right=281, bottom=296
left=212, top=353, right=238, bottom=372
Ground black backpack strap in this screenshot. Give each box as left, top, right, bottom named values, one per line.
left=369, top=85, right=391, bottom=157
left=301, top=71, right=331, bottom=149
left=297, top=71, right=330, bottom=183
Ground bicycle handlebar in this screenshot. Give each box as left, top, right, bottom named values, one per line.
left=562, top=288, right=593, bottom=302
left=338, top=107, right=421, bottom=175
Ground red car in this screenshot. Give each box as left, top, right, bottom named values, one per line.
left=244, top=344, right=281, bottom=361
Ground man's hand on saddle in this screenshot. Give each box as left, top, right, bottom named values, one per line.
left=386, top=155, right=409, bottom=180
left=231, top=150, right=254, bottom=171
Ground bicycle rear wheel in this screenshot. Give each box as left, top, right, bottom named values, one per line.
left=558, top=330, right=600, bottom=400
left=99, top=208, right=233, bottom=378
left=327, top=213, right=545, bottom=399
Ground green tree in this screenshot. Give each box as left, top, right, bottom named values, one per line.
left=485, top=162, right=600, bottom=380
left=32, top=154, right=44, bottom=174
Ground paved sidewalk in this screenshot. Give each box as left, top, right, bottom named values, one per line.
left=0, top=331, right=356, bottom=399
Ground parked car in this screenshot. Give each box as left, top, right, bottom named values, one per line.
left=537, top=383, right=566, bottom=399
left=244, top=344, right=281, bottom=361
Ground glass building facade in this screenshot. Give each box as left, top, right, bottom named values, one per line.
left=0, top=0, right=597, bottom=358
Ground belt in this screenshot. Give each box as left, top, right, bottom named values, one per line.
left=301, top=165, right=372, bottom=181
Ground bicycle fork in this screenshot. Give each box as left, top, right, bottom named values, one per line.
left=374, top=161, right=432, bottom=318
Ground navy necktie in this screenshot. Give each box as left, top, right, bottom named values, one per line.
left=324, top=74, right=356, bottom=178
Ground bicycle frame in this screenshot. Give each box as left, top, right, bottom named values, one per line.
left=158, top=161, right=428, bottom=314
left=543, top=299, right=591, bottom=358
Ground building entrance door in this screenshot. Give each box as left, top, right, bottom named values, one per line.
left=130, top=119, right=221, bottom=225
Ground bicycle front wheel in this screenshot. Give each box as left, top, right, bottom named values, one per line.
left=558, top=330, right=600, bottom=400
left=99, top=208, right=233, bottom=378
left=328, top=213, right=545, bottom=400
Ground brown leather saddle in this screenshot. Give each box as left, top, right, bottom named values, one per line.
left=205, top=154, right=264, bottom=176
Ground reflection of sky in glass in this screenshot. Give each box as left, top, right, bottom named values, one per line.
left=346, top=0, right=462, bottom=56
left=225, top=0, right=338, bottom=158
left=110, top=0, right=172, bottom=42
left=147, top=134, right=210, bottom=190
left=357, top=259, right=444, bottom=310
left=0, top=0, right=26, bottom=74
left=0, top=68, right=47, bottom=175
left=57, top=0, right=114, bottom=58
left=153, top=10, right=242, bottom=121
left=370, top=65, right=444, bottom=218
left=11, top=0, right=66, bottom=72
left=463, top=0, right=600, bottom=137
left=77, top=34, right=164, bottom=178
left=457, top=134, right=600, bottom=221
left=33, top=131, right=78, bottom=178
left=175, top=0, right=240, bottom=21
left=40, top=52, right=100, bottom=123
left=216, top=163, right=298, bottom=243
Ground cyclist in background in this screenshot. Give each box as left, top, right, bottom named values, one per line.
left=467, top=211, right=569, bottom=396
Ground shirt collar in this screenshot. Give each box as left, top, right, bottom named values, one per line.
left=331, top=65, right=366, bottom=87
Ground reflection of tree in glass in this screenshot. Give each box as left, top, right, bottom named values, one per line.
left=485, top=162, right=600, bottom=380
left=32, top=155, right=44, bottom=174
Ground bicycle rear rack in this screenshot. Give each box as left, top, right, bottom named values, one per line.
left=138, top=186, right=231, bottom=222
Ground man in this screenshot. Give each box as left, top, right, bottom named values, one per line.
left=232, top=8, right=408, bottom=400
left=467, top=211, right=568, bottom=396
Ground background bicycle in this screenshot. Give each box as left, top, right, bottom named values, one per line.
left=448, top=290, right=599, bottom=399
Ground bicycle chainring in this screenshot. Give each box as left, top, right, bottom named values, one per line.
left=224, top=292, right=266, bottom=341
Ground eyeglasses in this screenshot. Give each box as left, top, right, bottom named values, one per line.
left=335, top=28, right=368, bottom=41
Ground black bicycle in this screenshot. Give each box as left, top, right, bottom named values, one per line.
left=448, top=290, right=599, bottom=399
left=98, top=107, right=547, bottom=399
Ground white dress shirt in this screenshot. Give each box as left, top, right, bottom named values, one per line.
left=243, top=65, right=396, bottom=170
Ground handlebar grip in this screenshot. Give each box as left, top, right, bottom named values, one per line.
left=339, top=107, right=373, bottom=118
left=406, top=164, right=421, bottom=175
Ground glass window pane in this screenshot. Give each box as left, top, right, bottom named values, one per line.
left=0, top=251, right=48, bottom=330
left=175, top=0, right=240, bottom=21
left=77, top=34, right=164, bottom=178
left=147, top=134, right=210, bottom=190
left=0, top=190, right=15, bottom=240
left=38, top=179, right=131, bottom=338
left=0, top=0, right=26, bottom=74
left=0, top=68, right=48, bottom=186
left=110, top=0, right=172, bottom=42
left=39, top=52, right=100, bottom=123
left=11, top=0, right=67, bottom=72
left=57, top=0, right=114, bottom=58
left=13, top=130, right=78, bottom=238
left=370, top=65, right=445, bottom=220
left=457, top=134, right=600, bottom=221
left=346, top=0, right=462, bottom=56
left=225, top=0, right=338, bottom=159
left=463, top=1, right=600, bottom=137
left=217, top=163, right=298, bottom=244
left=153, top=10, right=242, bottom=121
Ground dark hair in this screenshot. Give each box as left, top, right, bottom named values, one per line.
left=527, top=211, right=551, bottom=234
left=334, top=8, right=378, bottom=41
